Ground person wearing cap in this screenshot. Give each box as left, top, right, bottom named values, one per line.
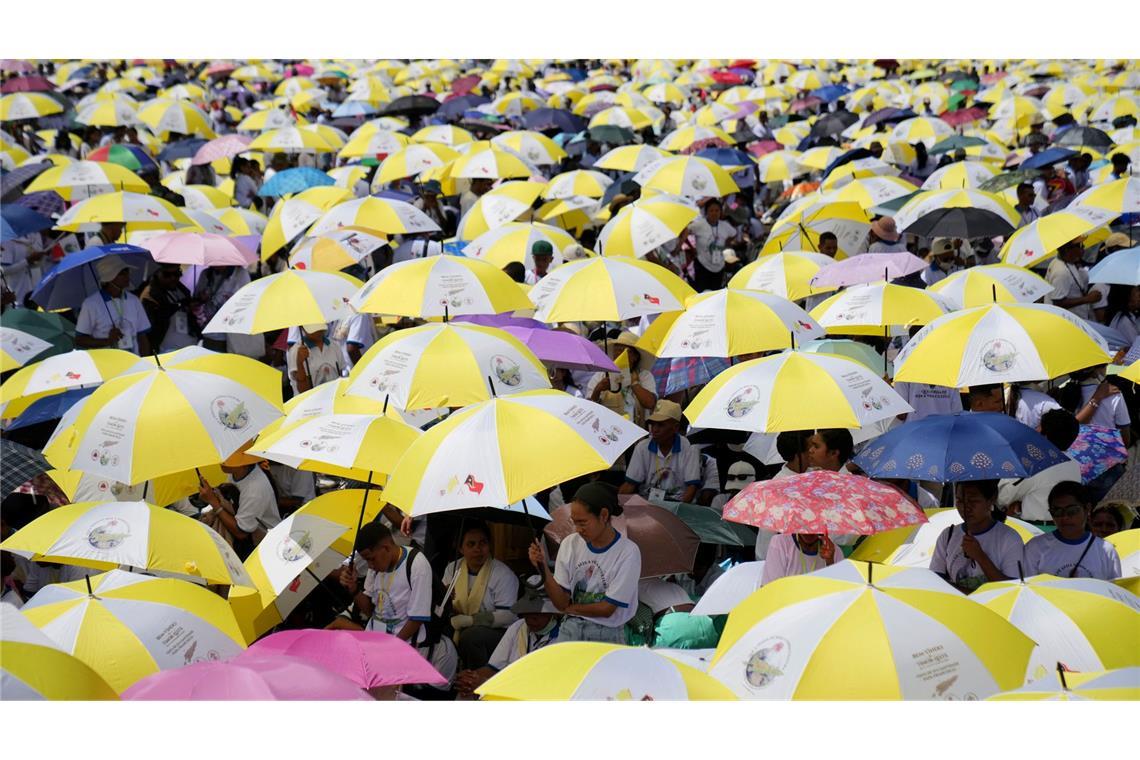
left=286, top=323, right=343, bottom=395
left=528, top=482, right=641, bottom=643
left=920, top=237, right=963, bottom=286
left=710, top=460, right=756, bottom=513
left=453, top=586, right=562, bottom=698
left=1046, top=237, right=1101, bottom=321
left=75, top=254, right=152, bottom=356
left=525, top=239, right=555, bottom=285
left=866, top=216, right=907, bottom=254
left=586, top=331, right=658, bottom=427
left=619, top=400, right=702, bottom=504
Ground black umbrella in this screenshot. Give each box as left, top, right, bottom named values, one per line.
left=522, top=108, right=585, bottom=134
left=380, top=95, right=441, bottom=117
left=0, top=160, right=52, bottom=201
left=1, top=439, right=52, bottom=499
left=438, top=94, right=490, bottom=121
left=588, top=125, right=635, bottom=145
left=158, top=137, right=208, bottom=162
left=1054, top=126, right=1114, bottom=152
left=810, top=111, right=859, bottom=139
left=600, top=171, right=640, bottom=206
left=898, top=207, right=1015, bottom=239
left=863, top=107, right=916, bottom=129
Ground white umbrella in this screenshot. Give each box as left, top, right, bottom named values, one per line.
left=691, top=562, right=766, bottom=616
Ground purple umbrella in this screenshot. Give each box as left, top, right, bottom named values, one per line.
left=453, top=313, right=546, bottom=330
left=503, top=326, right=618, bottom=371
left=0, top=161, right=53, bottom=199
left=12, top=190, right=67, bottom=218
left=810, top=251, right=928, bottom=288
left=1067, top=425, right=1128, bottom=483
left=0, top=75, right=55, bottom=93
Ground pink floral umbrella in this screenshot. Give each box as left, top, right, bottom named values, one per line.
left=245, top=629, right=446, bottom=690
left=122, top=654, right=372, bottom=700
left=723, top=470, right=928, bottom=536
left=190, top=134, right=252, bottom=166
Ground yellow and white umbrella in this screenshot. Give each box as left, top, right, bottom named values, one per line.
left=462, top=222, right=576, bottom=270
left=343, top=323, right=550, bottom=409
left=261, top=186, right=351, bottom=258
left=972, top=575, right=1140, bottom=673
left=136, top=99, right=215, bottom=139
left=659, top=125, right=736, bottom=152
left=1000, top=206, right=1118, bottom=268
left=0, top=328, right=53, bottom=374
left=594, top=144, right=672, bottom=172
left=1072, top=177, right=1140, bottom=217
left=288, top=227, right=387, bottom=272
left=0, top=603, right=118, bottom=701
left=989, top=667, right=1140, bottom=701
left=893, top=302, right=1111, bottom=387
left=48, top=464, right=227, bottom=509
left=642, top=82, right=688, bottom=107
left=1106, top=529, right=1139, bottom=579
left=21, top=570, right=247, bottom=694
left=306, top=195, right=442, bottom=238
left=0, top=500, right=251, bottom=587
left=542, top=170, right=613, bottom=200
left=927, top=264, right=1053, bottom=309
left=0, top=92, right=64, bottom=121
left=236, top=109, right=296, bottom=132
left=761, top=201, right=869, bottom=258
left=683, top=351, right=911, bottom=433
left=248, top=127, right=335, bottom=154
left=337, top=129, right=410, bottom=161
left=488, top=92, right=544, bottom=117
left=410, top=124, right=474, bottom=147
left=204, top=206, right=268, bottom=236
left=850, top=508, right=1044, bottom=567
left=202, top=269, right=363, bottom=334
left=798, top=146, right=844, bottom=171
left=477, top=642, right=736, bottom=701
left=1088, top=95, right=1140, bottom=124
left=74, top=98, right=139, bottom=128
left=633, top=156, right=740, bottom=199
left=455, top=181, right=546, bottom=240
left=449, top=146, right=534, bottom=180
left=755, top=151, right=805, bottom=183
left=491, top=131, right=568, bottom=166
left=588, top=106, right=653, bottom=131
left=596, top=194, right=699, bottom=257
left=989, top=96, right=1045, bottom=129
left=250, top=412, right=421, bottom=481
left=709, top=560, right=1043, bottom=700
left=55, top=191, right=194, bottom=231
left=827, top=176, right=919, bottom=210
left=178, top=184, right=231, bottom=211
left=810, top=283, right=952, bottom=336
left=25, top=160, right=150, bottom=200
left=383, top=390, right=646, bottom=515
left=921, top=161, right=1002, bottom=191
left=893, top=188, right=1019, bottom=236
left=1, top=349, right=142, bottom=414
left=637, top=289, right=824, bottom=358
left=530, top=255, right=696, bottom=322
left=351, top=255, right=532, bottom=319
left=375, top=143, right=458, bottom=184
left=159, top=83, right=207, bottom=102
left=821, top=157, right=901, bottom=191
left=727, top=252, right=835, bottom=305
left=890, top=116, right=955, bottom=146
left=536, top=196, right=600, bottom=233
left=43, top=355, right=282, bottom=485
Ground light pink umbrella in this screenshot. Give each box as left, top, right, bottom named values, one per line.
left=809, top=251, right=928, bottom=288
left=191, top=134, right=253, bottom=165
left=122, top=654, right=373, bottom=700
left=144, top=231, right=257, bottom=267
left=245, top=629, right=446, bottom=690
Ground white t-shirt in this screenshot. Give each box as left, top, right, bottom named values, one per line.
left=760, top=533, right=841, bottom=585
left=929, top=520, right=1026, bottom=592
left=998, top=459, right=1084, bottom=522
left=553, top=531, right=641, bottom=628
left=442, top=558, right=519, bottom=616
left=286, top=339, right=344, bottom=396
left=76, top=290, right=152, bottom=354
left=229, top=465, right=282, bottom=535
left=586, top=367, right=657, bottom=423
left=1045, top=258, right=1095, bottom=320
left=487, top=617, right=561, bottom=672
left=894, top=382, right=964, bottom=422
left=689, top=215, right=736, bottom=274
left=637, top=578, right=693, bottom=615
left=331, top=313, right=377, bottom=371
left=624, top=435, right=704, bottom=502
left=1078, top=384, right=1130, bottom=430
left=1014, top=388, right=1062, bottom=430
left=269, top=462, right=316, bottom=507
left=1109, top=312, right=1140, bottom=346
left=363, top=547, right=433, bottom=642
left=1024, top=532, right=1122, bottom=580
left=0, top=235, right=44, bottom=304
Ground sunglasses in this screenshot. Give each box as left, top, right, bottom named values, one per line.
left=1048, top=504, right=1084, bottom=519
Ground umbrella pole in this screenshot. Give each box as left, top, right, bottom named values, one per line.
left=799, top=223, right=818, bottom=253
left=346, top=469, right=374, bottom=568
left=1057, top=663, right=1069, bottom=691
left=84, top=573, right=94, bottom=598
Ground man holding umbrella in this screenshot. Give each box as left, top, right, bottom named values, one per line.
left=75, top=255, right=151, bottom=356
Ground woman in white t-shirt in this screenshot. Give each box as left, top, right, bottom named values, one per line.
left=1025, top=481, right=1122, bottom=580
left=930, top=480, right=1025, bottom=593
left=528, top=482, right=641, bottom=644
left=442, top=522, right=519, bottom=668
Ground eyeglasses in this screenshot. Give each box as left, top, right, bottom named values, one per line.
left=1048, top=504, right=1084, bottom=519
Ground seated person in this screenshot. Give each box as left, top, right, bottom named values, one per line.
left=930, top=480, right=1024, bottom=593
left=619, top=400, right=702, bottom=503
left=761, top=533, right=841, bottom=585
left=1024, top=481, right=1122, bottom=580
left=441, top=522, right=519, bottom=669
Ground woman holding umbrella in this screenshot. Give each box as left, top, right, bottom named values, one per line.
left=527, top=482, right=641, bottom=644
left=930, top=480, right=1024, bottom=593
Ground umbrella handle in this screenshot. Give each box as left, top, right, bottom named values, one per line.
left=346, top=471, right=374, bottom=567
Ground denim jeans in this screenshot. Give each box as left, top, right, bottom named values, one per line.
left=558, top=616, right=629, bottom=644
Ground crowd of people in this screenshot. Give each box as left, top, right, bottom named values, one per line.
left=1, top=57, right=1137, bottom=700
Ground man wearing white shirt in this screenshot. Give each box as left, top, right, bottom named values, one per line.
left=620, top=400, right=703, bottom=504
left=1045, top=239, right=1101, bottom=321
left=75, top=255, right=151, bottom=356
left=0, top=233, right=47, bottom=306
left=894, top=382, right=963, bottom=422
left=1011, top=385, right=1062, bottom=430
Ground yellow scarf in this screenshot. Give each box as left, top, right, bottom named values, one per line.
left=452, top=559, right=492, bottom=616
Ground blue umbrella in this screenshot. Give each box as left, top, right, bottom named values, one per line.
left=1020, top=147, right=1077, bottom=171
left=30, top=244, right=151, bottom=311
left=7, top=387, right=96, bottom=431
left=438, top=94, right=490, bottom=121
left=851, top=412, right=1069, bottom=482
left=811, top=84, right=850, bottom=103
left=1084, top=319, right=1130, bottom=352
left=1088, top=246, right=1140, bottom=286
left=694, top=147, right=755, bottom=168
left=1, top=204, right=54, bottom=242
left=522, top=108, right=585, bottom=134
left=158, top=138, right=208, bottom=163
left=332, top=100, right=378, bottom=118
left=258, top=167, right=335, bottom=197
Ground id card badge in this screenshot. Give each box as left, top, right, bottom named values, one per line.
left=648, top=487, right=666, bottom=503
left=172, top=311, right=189, bottom=336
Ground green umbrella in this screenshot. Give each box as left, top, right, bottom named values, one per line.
left=929, top=135, right=987, bottom=155
left=980, top=169, right=1043, bottom=193
left=588, top=125, right=635, bottom=145
left=0, top=309, right=75, bottom=362
left=653, top=500, right=757, bottom=547
left=791, top=339, right=890, bottom=376
left=950, top=78, right=979, bottom=92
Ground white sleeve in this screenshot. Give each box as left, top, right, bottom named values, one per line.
left=406, top=552, right=434, bottom=621
left=760, top=536, right=790, bottom=585
left=1023, top=537, right=1045, bottom=576
left=234, top=479, right=275, bottom=534
left=625, top=445, right=649, bottom=485
left=638, top=369, right=657, bottom=397
left=929, top=528, right=952, bottom=577
left=75, top=299, right=99, bottom=337
left=602, top=541, right=641, bottom=609
left=130, top=296, right=151, bottom=333
left=552, top=538, right=576, bottom=592
left=442, top=560, right=457, bottom=587
left=1106, top=544, right=1122, bottom=580
left=1111, top=396, right=1130, bottom=427
left=996, top=530, right=1027, bottom=579
left=487, top=619, right=524, bottom=672
left=488, top=562, right=519, bottom=611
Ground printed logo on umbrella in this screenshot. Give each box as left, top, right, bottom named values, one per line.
left=277, top=530, right=314, bottom=562
left=725, top=385, right=761, bottom=418
left=980, top=339, right=1017, bottom=373
left=744, top=636, right=791, bottom=690
left=491, top=355, right=522, bottom=387
left=87, top=516, right=131, bottom=550
left=212, top=396, right=251, bottom=431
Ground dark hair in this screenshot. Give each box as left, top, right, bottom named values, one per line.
left=776, top=430, right=812, bottom=463
left=956, top=479, right=999, bottom=502
left=914, top=141, right=928, bottom=170
left=1104, top=284, right=1138, bottom=327
left=818, top=231, right=838, bottom=246
left=218, top=483, right=241, bottom=509
left=1048, top=480, right=1091, bottom=508
left=573, top=481, right=622, bottom=518
left=968, top=383, right=1003, bottom=404
left=814, top=428, right=854, bottom=464
left=502, top=261, right=526, bottom=283
left=1091, top=505, right=1126, bottom=532
left=460, top=520, right=492, bottom=544
left=354, top=521, right=393, bottom=553
left=1016, top=182, right=1034, bottom=195
left=1039, top=408, right=1080, bottom=451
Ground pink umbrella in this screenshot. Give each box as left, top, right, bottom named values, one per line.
left=723, top=470, right=927, bottom=536
left=245, top=629, right=446, bottom=690
left=122, top=654, right=373, bottom=700
left=503, top=326, right=618, bottom=371
left=809, top=251, right=928, bottom=288
left=0, top=59, right=36, bottom=74
left=939, top=107, right=988, bottom=127
left=144, top=231, right=257, bottom=267
left=191, top=134, right=253, bottom=165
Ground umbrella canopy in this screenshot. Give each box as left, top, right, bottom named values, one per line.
left=462, top=222, right=576, bottom=270
left=1088, top=246, right=1140, bottom=286
left=1073, top=177, right=1140, bottom=217
left=597, top=194, right=699, bottom=258
left=0, top=327, right=53, bottom=373
left=344, top=322, right=550, bottom=409
left=350, top=255, right=531, bottom=319
left=202, top=269, right=363, bottom=334
left=25, top=160, right=150, bottom=200
left=123, top=653, right=371, bottom=700
left=54, top=191, right=192, bottom=231
left=988, top=667, right=1140, bottom=702
left=893, top=303, right=1112, bottom=387
left=1067, top=425, right=1129, bottom=484
left=972, top=575, right=1140, bottom=672
left=650, top=355, right=732, bottom=396
left=0, top=603, right=119, bottom=701
left=21, top=570, right=248, bottom=694
left=852, top=412, right=1069, bottom=482
left=727, top=252, right=837, bottom=302
left=251, top=412, right=421, bottom=481
left=683, top=351, right=911, bottom=433
left=633, top=156, right=740, bottom=199
left=1, top=203, right=54, bottom=241
left=809, top=282, right=952, bottom=336
left=724, top=470, right=928, bottom=535
left=594, top=144, right=672, bottom=172
left=530, top=256, right=696, bottom=323
left=288, top=227, right=387, bottom=272
left=690, top=561, right=767, bottom=616
left=86, top=144, right=159, bottom=174
left=0, top=309, right=75, bottom=363
left=921, top=161, right=1001, bottom=191
left=29, top=244, right=152, bottom=311
left=893, top=188, right=1018, bottom=238
left=142, top=231, right=257, bottom=267
left=928, top=264, right=1053, bottom=308
left=1000, top=205, right=1118, bottom=268
left=1, top=348, right=142, bottom=418
left=307, top=195, right=441, bottom=238
left=260, top=186, right=351, bottom=258
left=454, top=180, right=546, bottom=240
left=383, top=390, right=646, bottom=516
left=709, top=560, right=1042, bottom=699
left=258, top=167, right=335, bottom=197
left=502, top=326, right=617, bottom=372
left=850, top=507, right=1044, bottom=568
left=190, top=134, right=252, bottom=165
left=809, top=251, right=928, bottom=288
left=0, top=439, right=51, bottom=499
left=476, top=642, right=735, bottom=701
left=651, top=498, right=758, bottom=547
